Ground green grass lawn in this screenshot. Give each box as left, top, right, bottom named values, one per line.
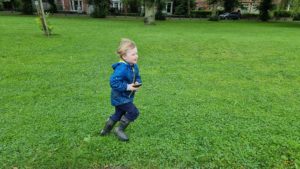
left=0, top=15, right=300, bottom=168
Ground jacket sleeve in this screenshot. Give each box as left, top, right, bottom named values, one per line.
left=135, top=65, right=142, bottom=84
left=110, top=65, right=128, bottom=92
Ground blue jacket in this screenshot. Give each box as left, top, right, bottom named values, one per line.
left=110, top=61, right=142, bottom=106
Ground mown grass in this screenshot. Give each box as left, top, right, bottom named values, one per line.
left=0, top=15, right=300, bottom=168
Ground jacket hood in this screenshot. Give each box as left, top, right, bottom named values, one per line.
left=112, top=61, right=133, bottom=70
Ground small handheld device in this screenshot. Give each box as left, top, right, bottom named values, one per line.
left=133, top=83, right=142, bottom=88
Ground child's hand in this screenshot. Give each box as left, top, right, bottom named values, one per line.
left=127, top=83, right=139, bottom=91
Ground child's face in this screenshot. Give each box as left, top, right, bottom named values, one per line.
left=123, top=47, right=138, bottom=65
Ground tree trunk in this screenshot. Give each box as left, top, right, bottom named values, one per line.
left=124, top=2, right=128, bottom=15
left=287, top=2, right=290, bottom=11
left=144, top=1, right=156, bottom=25
left=211, top=3, right=217, bottom=17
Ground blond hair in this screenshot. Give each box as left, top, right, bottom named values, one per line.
left=117, top=38, right=136, bottom=58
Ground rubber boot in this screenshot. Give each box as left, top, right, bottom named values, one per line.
left=100, top=118, right=117, bottom=136
left=115, top=116, right=131, bottom=141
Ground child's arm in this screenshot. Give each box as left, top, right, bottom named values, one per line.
left=110, top=65, right=128, bottom=92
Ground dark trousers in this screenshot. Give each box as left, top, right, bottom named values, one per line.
left=110, top=102, right=140, bottom=122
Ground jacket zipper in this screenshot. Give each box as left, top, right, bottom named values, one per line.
left=128, top=66, right=135, bottom=98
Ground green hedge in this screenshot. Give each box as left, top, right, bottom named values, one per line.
left=191, top=10, right=212, bottom=18
left=0, top=2, right=3, bottom=11
left=242, top=13, right=259, bottom=19
left=293, top=13, right=300, bottom=21
left=274, top=10, right=292, bottom=17
left=273, top=11, right=300, bottom=21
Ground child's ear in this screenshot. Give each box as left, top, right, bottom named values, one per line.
left=121, top=55, right=126, bottom=60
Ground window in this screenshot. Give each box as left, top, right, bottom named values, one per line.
left=114, top=2, right=118, bottom=9
left=166, top=2, right=173, bottom=14
left=70, top=0, right=83, bottom=11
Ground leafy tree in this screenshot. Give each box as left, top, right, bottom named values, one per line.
left=208, top=0, right=222, bottom=20
left=48, top=0, right=57, bottom=13
left=259, top=0, right=273, bottom=21
left=173, top=0, right=195, bottom=16
left=155, top=0, right=166, bottom=20
left=92, top=0, right=110, bottom=18
left=224, top=0, right=239, bottom=12
left=21, top=0, right=33, bottom=14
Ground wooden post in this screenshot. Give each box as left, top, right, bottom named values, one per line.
left=35, top=0, right=50, bottom=36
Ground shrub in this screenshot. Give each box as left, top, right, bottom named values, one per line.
left=208, top=15, right=219, bottom=21
left=191, top=10, right=212, bottom=18
left=274, top=10, right=292, bottom=17
left=0, top=1, right=3, bottom=11
left=155, top=10, right=166, bottom=20
left=242, top=13, right=259, bottom=19
left=293, top=13, right=300, bottom=21
left=155, top=0, right=166, bottom=20
left=91, top=0, right=109, bottom=18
